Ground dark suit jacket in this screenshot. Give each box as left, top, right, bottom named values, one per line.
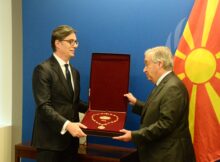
left=131, top=72, right=195, bottom=162
left=31, top=56, right=87, bottom=151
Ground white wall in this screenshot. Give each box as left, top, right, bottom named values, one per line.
left=0, top=0, right=12, bottom=161
left=0, top=126, right=12, bottom=162
left=0, top=0, right=12, bottom=125
left=0, top=0, right=22, bottom=162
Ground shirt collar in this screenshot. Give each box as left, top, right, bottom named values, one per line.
left=53, top=53, right=69, bottom=66
left=156, top=70, right=172, bottom=86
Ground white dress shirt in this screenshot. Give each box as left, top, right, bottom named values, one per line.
left=53, top=53, right=73, bottom=135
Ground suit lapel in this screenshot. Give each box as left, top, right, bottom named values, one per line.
left=141, top=72, right=174, bottom=120
left=141, top=85, right=161, bottom=118
left=50, top=56, right=73, bottom=99
left=70, top=65, right=78, bottom=102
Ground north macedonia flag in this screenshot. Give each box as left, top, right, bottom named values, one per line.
left=173, top=0, right=220, bottom=161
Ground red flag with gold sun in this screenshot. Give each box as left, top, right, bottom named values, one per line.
left=173, top=0, right=220, bottom=161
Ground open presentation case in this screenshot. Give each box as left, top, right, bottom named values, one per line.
left=81, top=53, right=130, bottom=137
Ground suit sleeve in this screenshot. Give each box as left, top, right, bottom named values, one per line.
left=32, top=65, right=66, bottom=132
left=73, top=69, right=88, bottom=113
left=79, top=100, right=88, bottom=113
left=132, top=100, right=145, bottom=115
left=131, top=84, right=187, bottom=144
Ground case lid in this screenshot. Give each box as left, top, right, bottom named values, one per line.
left=89, top=53, right=130, bottom=112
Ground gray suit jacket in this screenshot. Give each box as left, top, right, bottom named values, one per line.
left=131, top=72, right=195, bottom=162
left=31, top=56, right=87, bottom=151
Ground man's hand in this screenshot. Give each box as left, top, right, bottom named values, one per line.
left=124, top=93, right=137, bottom=105
left=112, top=129, right=132, bottom=142
left=66, top=122, right=87, bottom=138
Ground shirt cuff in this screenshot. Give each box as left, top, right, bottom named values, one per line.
left=60, top=120, right=70, bottom=135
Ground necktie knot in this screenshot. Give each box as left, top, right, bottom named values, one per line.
left=64, top=63, right=68, bottom=68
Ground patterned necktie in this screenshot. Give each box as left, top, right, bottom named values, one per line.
left=64, top=64, right=74, bottom=97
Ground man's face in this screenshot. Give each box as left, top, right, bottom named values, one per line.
left=56, top=33, right=78, bottom=60
left=143, top=53, right=160, bottom=84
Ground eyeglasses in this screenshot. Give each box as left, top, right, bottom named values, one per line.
left=62, top=39, right=79, bottom=46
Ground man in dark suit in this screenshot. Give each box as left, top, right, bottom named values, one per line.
left=113, top=46, right=195, bottom=162
left=32, top=25, right=88, bottom=162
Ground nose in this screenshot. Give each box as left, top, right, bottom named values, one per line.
left=143, top=66, right=147, bottom=73
left=73, top=43, right=78, bottom=48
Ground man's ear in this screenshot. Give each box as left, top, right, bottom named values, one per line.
left=158, top=61, right=164, bottom=68
left=55, top=40, right=61, bottom=49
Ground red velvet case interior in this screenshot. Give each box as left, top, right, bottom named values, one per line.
left=82, top=53, right=130, bottom=137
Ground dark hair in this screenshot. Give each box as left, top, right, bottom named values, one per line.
left=51, top=25, right=76, bottom=52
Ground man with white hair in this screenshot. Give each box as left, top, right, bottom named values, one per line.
left=113, top=46, right=195, bottom=162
